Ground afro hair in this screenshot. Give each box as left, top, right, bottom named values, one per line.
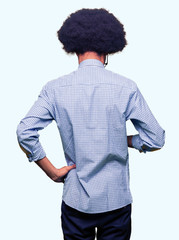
left=57, top=8, right=127, bottom=55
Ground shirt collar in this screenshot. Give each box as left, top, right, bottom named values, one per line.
left=78, top=59, right=105, bottom=69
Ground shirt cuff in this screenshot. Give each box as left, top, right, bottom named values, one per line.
left=28, top=147, right=46, bottom=162
left=132, top=134, right=146, bottom=153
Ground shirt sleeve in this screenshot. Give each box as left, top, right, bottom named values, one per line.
left=125, top=85, right=165, bottom=153
left=16, top=83, right=55, bottom=162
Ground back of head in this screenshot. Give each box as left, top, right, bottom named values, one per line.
left=57, top=8, right=127, bottom=56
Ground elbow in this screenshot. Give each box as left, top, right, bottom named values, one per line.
left=16, top=121, right=35, bottom=143
left=16, top=123, right=22, bottom=144
left=16, top=122, right=26, bottom=144
left=156, top=128, right=165, bottom=149
left=149, top=128, right=165, bottom=152
left=16, top=122, right=45, bottom=161
left=16, top=122, right=33, bottom=158
left=141, top=128, right=165, bottom=153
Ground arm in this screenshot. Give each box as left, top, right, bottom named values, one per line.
left=127, top=135, right=160, bottom=152
left=126, top=85, right=165, bottom=153
left=16, top=84, right=54, bottom=162
left=16, top=83, right=75, bottom=182
left=35, top=157, right=76, bottom=183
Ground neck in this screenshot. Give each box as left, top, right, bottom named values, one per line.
left=77, top=52, right=105, bottom=65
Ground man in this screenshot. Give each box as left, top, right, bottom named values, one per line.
left=16, top=8, right=165, bottom=240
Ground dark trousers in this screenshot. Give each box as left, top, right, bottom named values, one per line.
left=61, top=200, right=132, bottom=240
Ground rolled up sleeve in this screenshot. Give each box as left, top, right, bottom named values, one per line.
left=126, top=85, right=165, bottom=153
left=16, top=83, right=55, bottom=162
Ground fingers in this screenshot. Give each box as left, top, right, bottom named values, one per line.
left=53, top=165, right=76, bottom=183
left=67, top=164, right=76, bottom=170
left=61, top=165, right=76, bottom=183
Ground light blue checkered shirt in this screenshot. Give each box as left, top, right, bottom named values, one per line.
left=17, top=59, right=165, bottom=213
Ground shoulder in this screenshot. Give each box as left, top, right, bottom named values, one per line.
left=104, top=68, right=138, bottom=91
left=43, top=70, right=77, bottom=90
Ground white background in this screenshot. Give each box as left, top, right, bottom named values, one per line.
left=0, top=0, right=178, bottom=239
